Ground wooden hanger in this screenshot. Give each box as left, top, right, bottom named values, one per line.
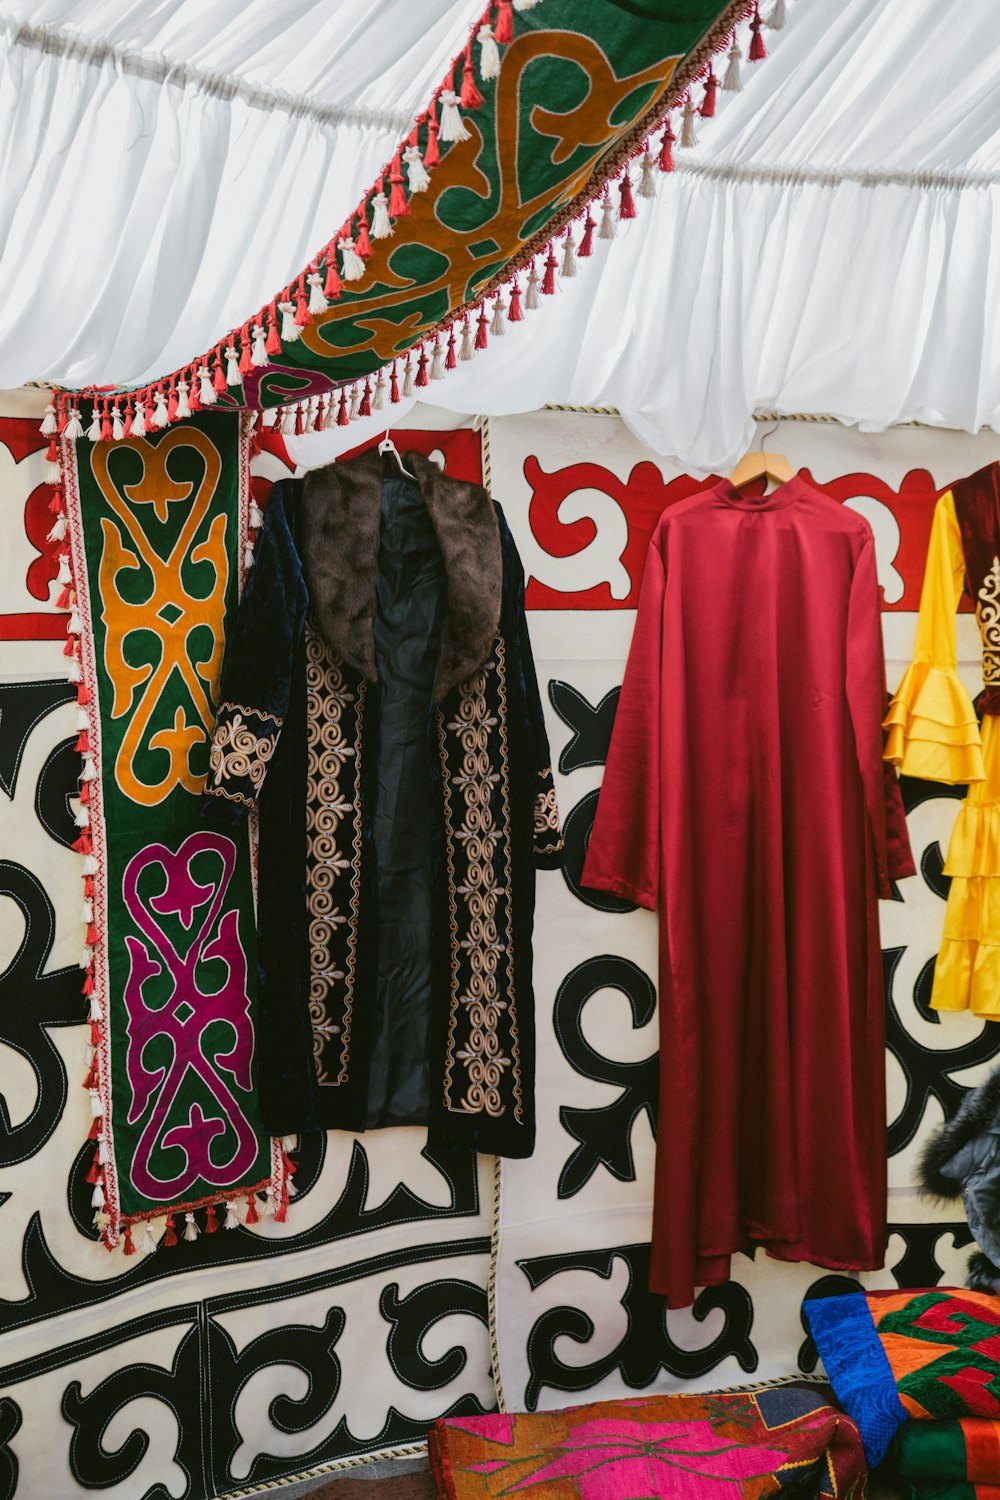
left=728, top=423, right=795, bottom=490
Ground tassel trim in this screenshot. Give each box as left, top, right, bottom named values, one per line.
left=48, top=0, right=782, bottom=442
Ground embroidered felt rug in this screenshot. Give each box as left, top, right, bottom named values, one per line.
left=805, top=1289, right=1000, bottom=1469
left=891, top=1415, right=1000, bottom=1493
left=62, top=411, right=286, bottom=1249
left=429, top=1384, right=868, bottom=1498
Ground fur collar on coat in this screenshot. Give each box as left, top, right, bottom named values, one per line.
left=299, top=448, right=502, bottom=702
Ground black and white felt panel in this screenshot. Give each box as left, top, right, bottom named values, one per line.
left=0, top=407, right=495, bottom=1499
left=491, top=411, right=1000, bottom=1412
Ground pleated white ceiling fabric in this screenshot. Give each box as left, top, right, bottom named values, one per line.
left=3, top=0, right=1000, bottom=468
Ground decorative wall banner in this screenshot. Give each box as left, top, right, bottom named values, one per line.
left=47, top=0, right=757, bottom=443
left=61, top=412, right=286, bottom=1247
left=490, top=410, right=1000, bottom=1413
left=0, top=407, right=496, bottom=1499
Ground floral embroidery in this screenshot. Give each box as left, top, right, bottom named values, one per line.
left=533, top=771, right=562, bottom=855
left=977, top=556, right=1000, bottom=686
left=205, top=702, right=282, bottom=805
left=304, top=623, right=363, bottom=1085
left=438, top=647, right=521, bottom=1120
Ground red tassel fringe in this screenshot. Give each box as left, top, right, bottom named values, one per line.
left=618, top=173, right=637, bottom=220
left=461, top=47, right=483, bottom=109
left=494, top=0, right=513, bottom=44
left=388, top=154, right=408, bottom=218
left=425, top=105, right=440, bottom=168
left=541, top=247, right=558, bottom=294
left=658, top=119, right=675, bottom=172
left=266, top=306, right=281, bottom=355
left=749, top=3, right=767, bottom=60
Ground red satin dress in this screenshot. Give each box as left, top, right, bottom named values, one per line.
left=582, top=475, right=915, bottom=1310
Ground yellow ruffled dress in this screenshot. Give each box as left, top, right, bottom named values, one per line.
left=885, top=487, right=999, bottom=1015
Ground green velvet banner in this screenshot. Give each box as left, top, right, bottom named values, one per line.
left=64, top=413, right=280, bottom=1244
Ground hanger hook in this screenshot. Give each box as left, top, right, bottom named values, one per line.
left=759, top=417, right=780, bottom=451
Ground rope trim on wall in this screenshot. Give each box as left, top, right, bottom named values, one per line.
left=676, top=157, right=1000, bottom=192
left=542, top=405, right=940, bottom=428
left=211, top=1443, right=428, bottom=1498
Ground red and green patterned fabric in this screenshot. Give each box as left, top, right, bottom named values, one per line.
left=891, top=1416, right=1000, bottom=1497
left=429, top=1384, right=868, bottom=1498
left=63, top=413, right=286, bottom=1247
left=805, top=1289, right=1000, bottom=1469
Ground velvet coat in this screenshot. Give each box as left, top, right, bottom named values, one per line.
left=202, top=450, right=562, bottom=1158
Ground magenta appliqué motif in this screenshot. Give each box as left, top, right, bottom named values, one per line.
left=501, top=1417, right=792, bottom=1498
left=122, top=829, right=259, bottom=1200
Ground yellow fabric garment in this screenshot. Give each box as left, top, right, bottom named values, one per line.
left=884, top=490, right=985, bottom=784
left=885, top=487, right=1000, bottom=1017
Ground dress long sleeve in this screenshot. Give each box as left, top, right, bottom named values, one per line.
left=846, top=534, right=916, bottom=896
left=581, top=540, right=665, bottom=910
left=884, top=490, right=985, bottom=784
left=201, top=484, right=308, bottom=823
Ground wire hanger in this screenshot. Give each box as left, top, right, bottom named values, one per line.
left=377, top=429, right=415, bottom=480
left=728, top=419, right=795, bottom=490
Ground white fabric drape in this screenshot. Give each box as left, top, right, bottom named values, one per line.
left=0, top=0, right=479, bottom=387
left=3, top=0, right=1000, bottom=467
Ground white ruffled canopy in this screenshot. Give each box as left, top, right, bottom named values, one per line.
left=2, top=0, right=999, bottom=468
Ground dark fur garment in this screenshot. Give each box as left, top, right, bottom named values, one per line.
left=918, top=1065, right=1000, bottom=1199
left=300, top=447, right=503, bottom=701
left=918, top=1063, right=1000, bottom=1286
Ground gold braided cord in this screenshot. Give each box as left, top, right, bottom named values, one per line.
left=481, top=416, right=492, bottom=491
left=488, top=1153, right=507, bottom=1414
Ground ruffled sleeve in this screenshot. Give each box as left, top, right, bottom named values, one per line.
left=884, top=489, right=985, bottom=784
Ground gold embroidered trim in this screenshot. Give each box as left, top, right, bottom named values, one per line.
left=305, top=624, right=363, bottom=1086
left=533, top=778, right=561, bottom=849
left=439, top=645, right=521, bottom=1121
left=217, top=699, right=285, bottom=728
left=978, top=557, right=1000, bottom=687
left=208, top=710, right=279, bottom=793
left=203, top=784, right=256, bottom=807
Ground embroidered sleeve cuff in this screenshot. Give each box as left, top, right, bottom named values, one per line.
left=533, top=771, right=564, bottom=867
left=202, top=701, right=283, bottom=816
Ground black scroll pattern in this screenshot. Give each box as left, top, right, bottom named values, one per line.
left=517, top=1243, right=756, bottom=1411
left=553, top=956, right=658, bottom=1198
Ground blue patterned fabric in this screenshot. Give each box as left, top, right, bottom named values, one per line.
left=805, top=1290, right=909, bottom=1467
